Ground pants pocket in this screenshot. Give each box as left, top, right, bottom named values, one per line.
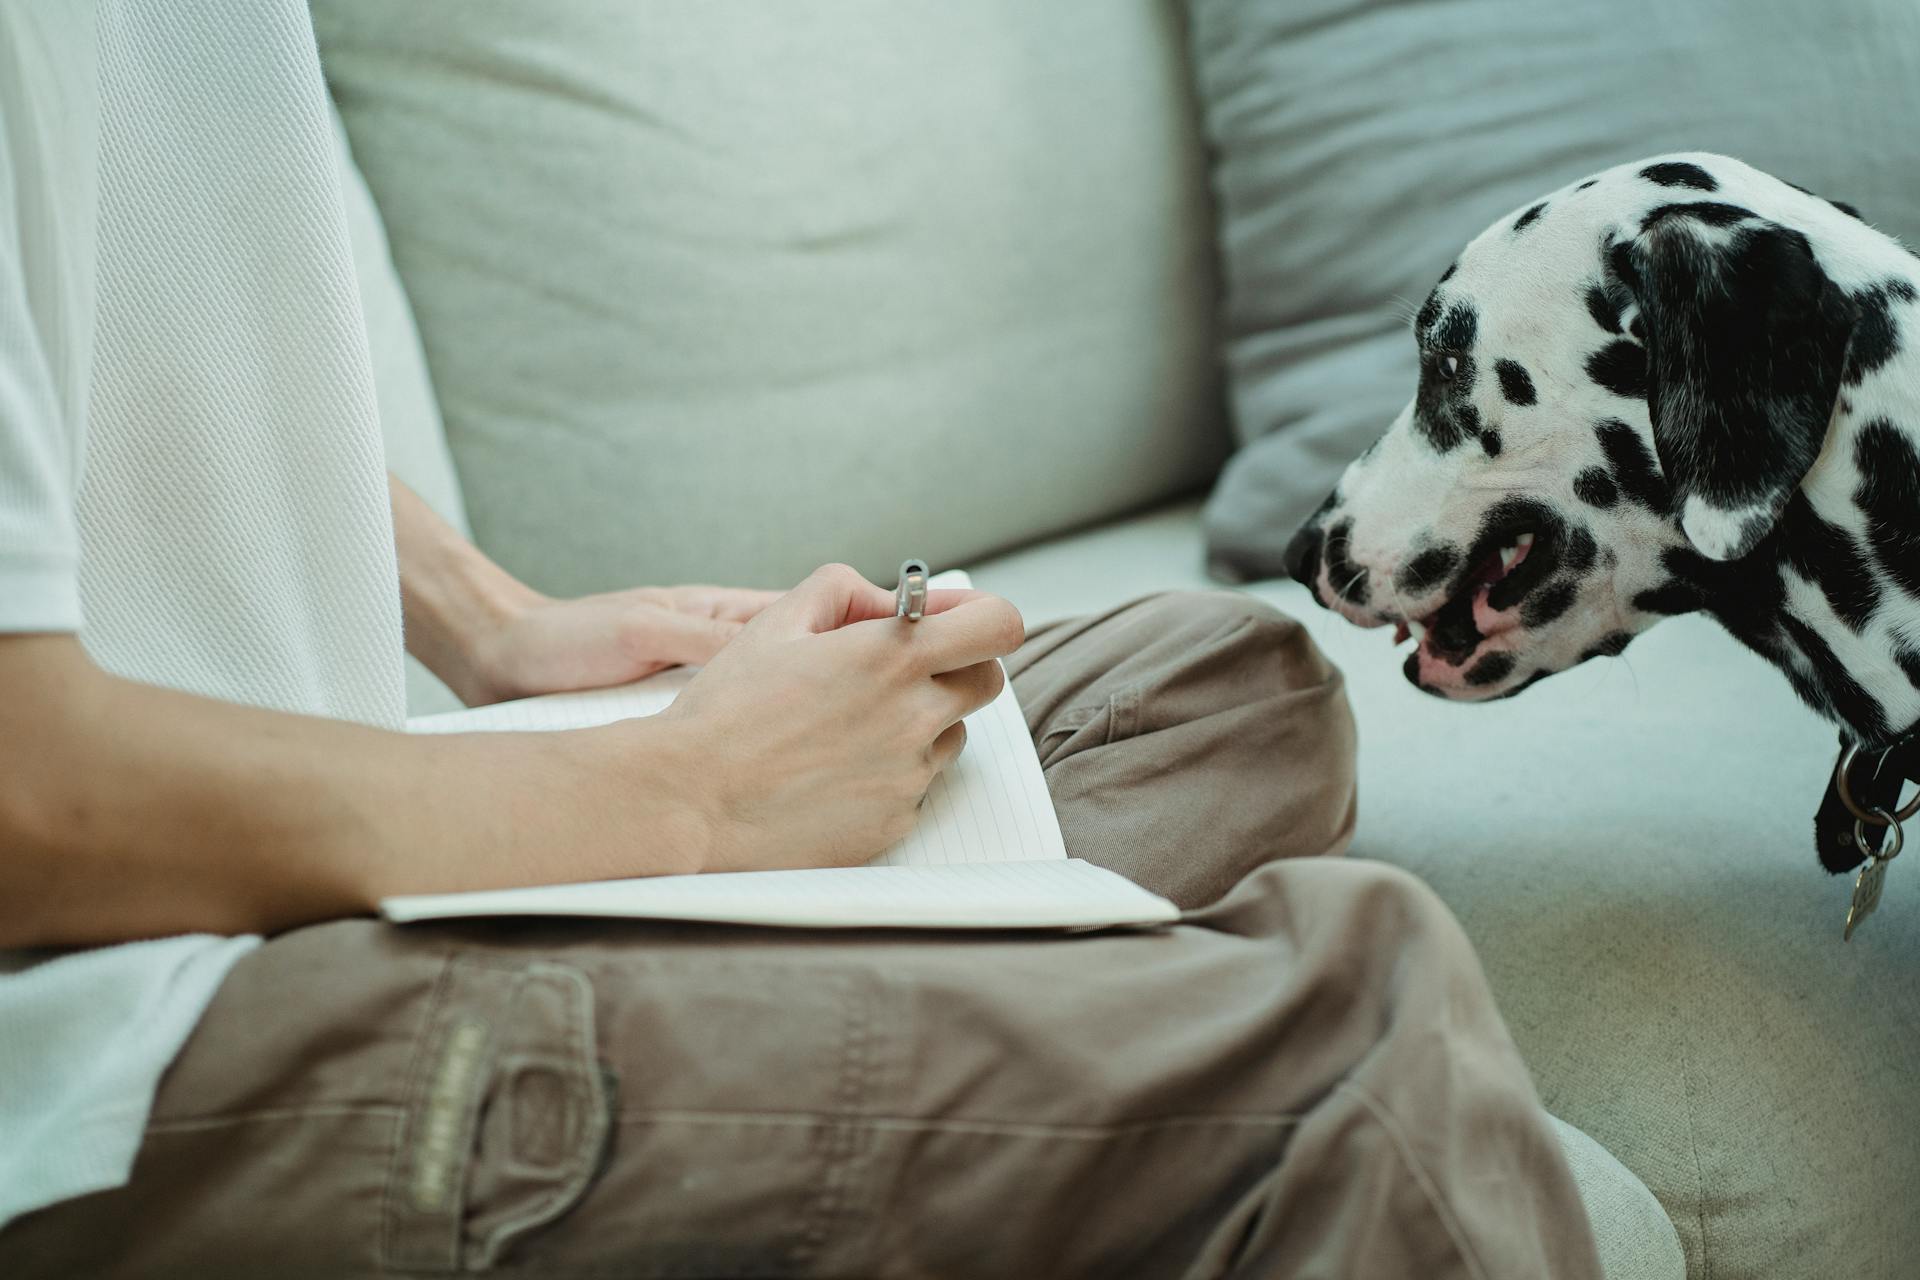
left=384, top=954, right=610, bottom=1273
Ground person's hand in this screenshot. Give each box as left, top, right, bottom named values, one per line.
left=464, top=585, right=780, bottom=705
left=653, top=563, right=1025, bottom=873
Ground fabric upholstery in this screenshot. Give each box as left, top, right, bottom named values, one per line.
left=313, top=0, right=1230, bottom=599
left=1184, top=0, right=1920, bottom=575
left=1550, top=1117, right=1686, bottom=1280
left=973, top=502, right=1920, bottom=1280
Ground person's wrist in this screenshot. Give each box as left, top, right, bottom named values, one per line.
left=406, top=533, right=547, bottom=705
left=584, top=716, right=717, bottom=877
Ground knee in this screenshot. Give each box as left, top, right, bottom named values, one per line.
left=1215, top=860, right=1478, bottom=989
left=1131, top=590, right=1298, bottom=641
left=1136, top=592, right=1338, bottom=687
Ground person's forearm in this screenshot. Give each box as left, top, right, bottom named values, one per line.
left=0, top=636, right=704, bottom=949
left=389, top=474, right=541, bottom=704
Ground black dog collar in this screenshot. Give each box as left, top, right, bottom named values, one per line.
left=1816, top=729, right=1920, bottom=873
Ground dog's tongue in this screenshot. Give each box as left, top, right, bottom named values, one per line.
left=1393, top=621, right=1410, bottom=645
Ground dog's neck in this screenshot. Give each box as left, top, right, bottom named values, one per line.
left=1663, top=494, right=1920, bottom=747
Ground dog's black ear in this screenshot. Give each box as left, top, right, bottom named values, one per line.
left=1617, top=211, right=1857, bottom=560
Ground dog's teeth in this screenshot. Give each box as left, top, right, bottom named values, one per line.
left=1516, top=532, right=1535, bottom=550
left=1408, top=618, right=1428, bottom=642
left=1499, top=545, right=1519, bottom=571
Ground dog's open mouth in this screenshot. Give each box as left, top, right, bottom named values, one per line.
left=1394, top=516, right=1558, bottom=676
left=1392, top=532, right=1533, bottom=645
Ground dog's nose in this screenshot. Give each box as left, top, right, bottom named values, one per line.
left=1282, top=522, right=1324, bottom=588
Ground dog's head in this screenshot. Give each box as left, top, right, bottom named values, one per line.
left=1286, top=154, right=1874, bottom=699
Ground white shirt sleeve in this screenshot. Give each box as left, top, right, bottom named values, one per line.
left=0, top=2, right=96, bottom=634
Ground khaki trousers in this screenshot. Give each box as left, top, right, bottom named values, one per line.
left=1, top=593, right=1600, bottom=1278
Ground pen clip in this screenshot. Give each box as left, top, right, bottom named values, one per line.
left=896, top=559, right=929, bottom=620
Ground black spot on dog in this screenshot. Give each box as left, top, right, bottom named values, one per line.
left=1607, top=239, right=1640, bottom=293
left=1574, top=467, right=1619, bottom=509
left=1513, top=202, right=1548, bottom=233
left=1628, top=314, right=1645, bottom=342
left=1480, top=428, right=1503, bottom=458
left=1779, top=495, right=1880, bottom=632
left=1415, top=289, right=1442, bottom=336
left=1561, top=527, right=1598, bottom=574
left=1322, top=519, right=1369, bottom=606
left=1853, top=418, right=1920, bottom=598
left=1435, top=302, right=1479, bottom=353
left=1465, top=651, right=1517, bottom=686
left=1844, top=283, right=1907, bottom=385
left=1439, top=262, right=1457, bottom=283
left=1641, top=201, right=1753, bottom=231
left=1575, top=178, right=1599, bottom=192
left=1594, top=418, right=1670, bottom=511
left=1582, top=631, right=1635, bottom=661
left=1495, top=359, right=1537, bottom=406
left=1633, top=580, right=1704, bottom=616
left=1522, top=580, right=1577, bottom=628
left=1585, top=284, right=1623, bottom=335
left=1640, top=161, right=1718, bottom=191
left=1781, top=614, right=1889, bottom=740
left=1899, top=649, right=1920, bottom=692
left=1399, top=545, right=1461, bottom=595
left=1586, top=340, right=1647, bottom=399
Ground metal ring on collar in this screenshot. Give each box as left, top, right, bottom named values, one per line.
left=1857, top=808, right=1905, bottom=861
left=1833, top=744, right=1920, bottom=826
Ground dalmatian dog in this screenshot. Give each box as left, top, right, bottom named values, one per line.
left=1285, top=152, right=1920, bottom=758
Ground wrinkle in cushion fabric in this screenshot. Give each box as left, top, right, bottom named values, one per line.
left=1187, top=0, right=1920, bottom=577
left=313, top=1, right=1230, bottom=599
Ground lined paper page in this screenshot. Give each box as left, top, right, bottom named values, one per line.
left=384, top=859, right=1177, bottom=931
left=407, top=668, right=696, bottom=735
left=405, top=570, right=1067, bottom=872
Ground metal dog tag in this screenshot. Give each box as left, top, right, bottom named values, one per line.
left=1845, top=856, right=1887, bottom=941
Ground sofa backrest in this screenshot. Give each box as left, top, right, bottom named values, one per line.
left=316, top=1, right=1228, bottom=598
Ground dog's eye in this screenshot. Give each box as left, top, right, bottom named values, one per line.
left=1433, top=353, right=1461, bottom=382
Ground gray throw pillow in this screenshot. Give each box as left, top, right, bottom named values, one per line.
left=1189, top=0, right=1920, bottom=579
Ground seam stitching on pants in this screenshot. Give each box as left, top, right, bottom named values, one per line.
left=146, top=1103, right=407, bottom=1134
left=381, top=949, right=459, bottom=1273
left=1336, top=1080, right=1493, bottom=1280
left=613, top=1111, right=1302, bottom=1140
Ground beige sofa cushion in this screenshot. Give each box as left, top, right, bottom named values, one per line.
left=314, top=1, right=1229, bottom=597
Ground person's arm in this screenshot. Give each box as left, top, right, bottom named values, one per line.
left=390, top=475, right=779, bottom=706
left=0, top=566, right=1022, bottom=950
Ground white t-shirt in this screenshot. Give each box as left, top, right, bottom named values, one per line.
left=0, top=0, right=405, bottom=1227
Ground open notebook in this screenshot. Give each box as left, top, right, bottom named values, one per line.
left=381, top=573, right=1179, bottom=931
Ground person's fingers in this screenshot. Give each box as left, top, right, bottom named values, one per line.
left=756, top=564, right=898, bottom=636
left=637, top=608, right=746, bottom=666
left=918, top=587, right=991, bottom=617
left=671, top=586, right=783, bottom=622
left=897, top=594, right=1026, bottom=674
left=928, top=718, right=968, bottom=773
left=928, top=659, right=1006, bottom=729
